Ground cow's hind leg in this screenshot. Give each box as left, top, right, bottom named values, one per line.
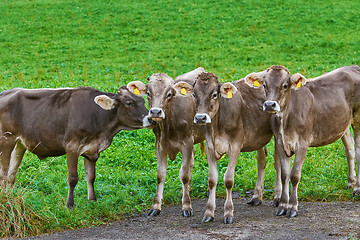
left=6, top=141, right=26, bottom=186
left=84, top=157, right=97, bottom=201
left=66, top=152, right=80, bottom=209
left=0, top=137, right=16, bottom=187
left=148, top=142, right=168, bottom=217
left=341, top=129, right=356, bottom=189
left=223, top=147, right=241, bottom=224
left=247, top=147, right=266, bottom=206
left=352, top=128, right=360, bottom=196
left=179, top=146, right=195, bottom=217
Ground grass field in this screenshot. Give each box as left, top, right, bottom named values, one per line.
left=0, top=0, right=360, bottom=237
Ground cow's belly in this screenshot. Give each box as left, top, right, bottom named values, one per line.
left=19, top=136, right=66, bottom=159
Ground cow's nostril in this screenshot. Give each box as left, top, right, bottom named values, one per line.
left=271, top=102, right=276, bottom=108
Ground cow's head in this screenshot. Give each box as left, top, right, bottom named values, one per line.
left=127, top=73, right=191, bottom=126
left=94, top=86, right=148, bottom=130
left=245, top=65, right=306, bottom=113
left=183, top=72, right=237, bottom=124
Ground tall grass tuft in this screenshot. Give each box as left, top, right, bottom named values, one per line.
left=0, top=187, right=52, bottom=238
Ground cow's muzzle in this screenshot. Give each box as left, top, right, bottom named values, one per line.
left=263, top=101, right=280, bottom=113
left=148, top=107, right=165, bottom=121
left=143, top=116, right=156, bottom=128
left=194, top=113, right=211, bottom=124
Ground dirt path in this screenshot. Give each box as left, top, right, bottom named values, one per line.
left=25, top=198, right=360, bottom=240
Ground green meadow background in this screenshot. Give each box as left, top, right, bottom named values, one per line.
left=0, top=0, right=359, bottom=237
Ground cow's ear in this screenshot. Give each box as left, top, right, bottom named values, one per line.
left=220, top=82, right=238, bottom=99
left=94, top=95, right=116, bottom=110
left=290, top=73, right=306, bottom=90
left=173, top=81, right=193, bottom=97
left=245, top=73, right=264, bottom=88
left=126, top=81, right=147, bottom=96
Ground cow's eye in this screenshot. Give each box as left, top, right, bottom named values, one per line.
left=125, top=101, right=132, bottom=106
left=166, top=91, right=172, bottom=99
left=263, top=83, right=267, bottom=90
left=211, top=92, right=218, bottom=99
left=283, top=84, right=288, bottom=89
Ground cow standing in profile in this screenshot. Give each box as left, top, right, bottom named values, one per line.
left=245, top=65, right=360, bottom=218
left=0, top=86, right=148, bottom=208
left=127, top=68, right=205, bottom=217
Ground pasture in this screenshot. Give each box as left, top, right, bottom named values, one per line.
left=0, top=0, right=359, bottom=237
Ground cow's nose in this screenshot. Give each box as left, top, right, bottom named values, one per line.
left=263, top=101, right=280, bottom=113
left=194, top=113, right=211, bottom=124
left=150, top=108, right=161, bottom=115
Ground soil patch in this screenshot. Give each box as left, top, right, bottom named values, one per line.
left=25, top=198, right=360, bottom=240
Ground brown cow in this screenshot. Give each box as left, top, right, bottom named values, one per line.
left=0, top=86, right=148, bottom=208
left=127, top=68, right=205, bottom=217
left=245, top=65, right=360, bottom=217
left=178, top=72, right=281, bottom=224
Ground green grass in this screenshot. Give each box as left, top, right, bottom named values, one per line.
left=0, top=0, right=360, bottom=237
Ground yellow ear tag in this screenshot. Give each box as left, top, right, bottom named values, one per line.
left=227, top=89, right=233, bottom=99
left=296, top=80, right=302, bottom=89
left=134, top=88, right=140, bottom=95
left=254, top=80, right=260, bottom=87
left=180, top=88, right=187, bottom=95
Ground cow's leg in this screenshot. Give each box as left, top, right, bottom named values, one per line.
left=84, top=157, right=97, bottom=201
left=179, top=145, right=195, bottom=217
left=66, top=152, right=79, bottom=209
left=202, top=147, right=218, bottom=223
left=276, top=146, right=291, bottom=216
left=223, top=147, right=241, bottom=224
left=352, top=129, right=360, bottom=196
left=272, top=139, right=282, bottom=207
left=341, top=129, right=356, bottom=189
left=247, top=147, right=266, bottom=206
left=0, top=138, right=16, bottom=187
left=148, top=142, right=168, bottom=217
left=287, top=147, right=308, bottom=218
left=6, top=141, right=26, bottom=186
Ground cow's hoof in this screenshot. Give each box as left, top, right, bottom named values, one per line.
left=286, top=210, right=297, bottom=218
left=182, top=209, right=193, bottom=217
left=247, top=198, right=262, bottom=206
left=346, top=183, right=354, bottom=189
left=275, top=209, right=286, bottom=216
left=271, top=199, right=280, bottom=207
left=352, top=190, right=359, bottom=197
left=224, top=216, right=234, bottom=224
left=201, top=216, right=214, bottom=223
left=66, top=202, right=74, bottom=209
left=148, top=209, right=161, bottom=217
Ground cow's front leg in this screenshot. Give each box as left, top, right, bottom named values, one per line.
left=287, top=147, right=308, bottom=218
left=84, top=157, right=97, bottom=201
left=247, top=147, right=266, bottom=206
left=202, top=151, right=218, bottom=223
left=148, top=142, right=168, bottom=217
left=341, top=129, right=356, bottom=189
left=179, top=146, right=195, bottom=217
left=276, top=147, right=291, bottom=216
left=223, top=148, right=241, bottom=224
left=66, top=152, right=80, bottom=209
left=273, top=139, right=282, bottom=207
